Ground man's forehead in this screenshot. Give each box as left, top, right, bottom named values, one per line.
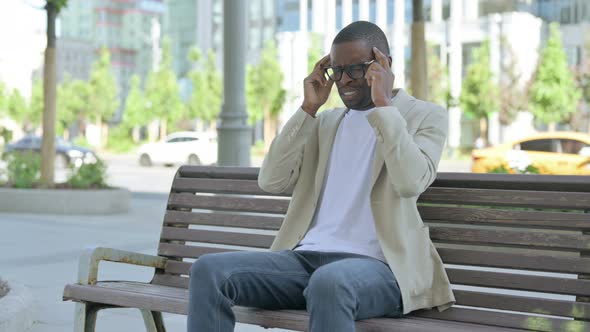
left=330, top=40, right=372, bottom=66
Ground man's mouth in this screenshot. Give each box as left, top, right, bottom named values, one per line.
left=341, top=90, right=357, bottom=98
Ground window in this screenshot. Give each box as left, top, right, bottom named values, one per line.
left=559, top=139, right=589, bottom=155
left=519, top=139, right=555, bottom=153
left=167, top=137, right=184, bottom=143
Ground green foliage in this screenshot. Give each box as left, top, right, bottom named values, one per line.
left=487, top=163, right=540, bottom=175
left=67, top=159, right=108, bottom=189
left=46, top=0, right=68, bottom=11
left=246, top=41, right=287, bottom=124
left=57, top=76, right=90, bottom=133
left=29, top=79, right=44, bottom=128
left=88, top=49, right=119, bottom=124
left=145, top=38, right=184, bottom=127
left=427, top=44, right=449, bottom=107
left=73, top=136, right=92, bottom=149
left=106, top=125, right=137, bottom=153
left=122, top=75, right=149, bottom=128
left=187, top=48, right=222, bottom=123
left=460, top=40, right=499, bottom=120
left=7, top=89, right=29, bottom=124
left=529, top=23, right=581, bottom=125
left=0, top=82, right=8, bottom=115
left=3, top=152, right=41, bottom=188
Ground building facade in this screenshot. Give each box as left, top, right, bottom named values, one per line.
left=58, top=0, right=166, bottom=120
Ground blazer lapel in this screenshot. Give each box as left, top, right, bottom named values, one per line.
left=369, top=89, right=415, bottom=189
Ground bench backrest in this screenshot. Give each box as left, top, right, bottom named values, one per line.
left=155, top=166, right=590, bottom=331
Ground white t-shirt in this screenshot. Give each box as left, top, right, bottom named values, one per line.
left=295, top=108, right=386, bottom=261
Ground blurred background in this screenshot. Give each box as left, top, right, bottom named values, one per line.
left=0, top=0, right=589, bottom=180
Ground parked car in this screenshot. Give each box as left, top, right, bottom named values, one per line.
left=471, top=131, right=590, bottom=175
left=3, top=135, right=98, bottom=169
left=137, top=131, right=218, bottom=167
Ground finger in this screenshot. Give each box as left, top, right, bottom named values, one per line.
left=372, top=47, right=389, bottom=69
left=315, top=54, right=331, bottom=70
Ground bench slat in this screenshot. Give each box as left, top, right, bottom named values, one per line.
left=430, top=227, right=587, bottom=251
left=413, top=306, right=587, bottom=332
left=420, top=187, right=590, bottom=210
left=157, top=243, right=590, bottom=275
left=152, top=274, right=189, bottom=288
left=160, top=227, right=275, bottom=248
left=163, top=211, right=283, bottom=230
left=453, top=290, right=590, bottom=320
left=447, top=268, right=590, bottom=296
left=64, top=282, right=527, bottom=332
left=167, top=193, right=290, bottom=214
left=438, top=247, right=590, bottom=275
left=158, top=243, right=237, bottom=259
left=419, top=206, right=590, bottom=231
left=172, top=178, right=290, bottom=196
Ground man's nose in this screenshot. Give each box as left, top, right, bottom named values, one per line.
left=340, top=71, right=354, bottom=84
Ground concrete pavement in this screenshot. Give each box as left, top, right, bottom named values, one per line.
left=0, top=194, right=292, bottom=332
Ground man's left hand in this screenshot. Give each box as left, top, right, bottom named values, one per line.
left=365, top=47, right=395, bottom=107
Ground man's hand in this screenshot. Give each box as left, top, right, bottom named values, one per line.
left=301, top=54, right=333, bottom=117
left=365, top=47, right=395, bottom=107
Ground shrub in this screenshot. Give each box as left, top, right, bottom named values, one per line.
left=67, top=159, right=108, bottom=189
left=3, top=152, right=40, bottom=188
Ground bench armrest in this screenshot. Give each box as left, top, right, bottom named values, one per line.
left=77, top=247, right=168, bottom=285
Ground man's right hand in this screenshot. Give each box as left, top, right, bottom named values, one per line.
left=301, top=54, right=333, bottom=117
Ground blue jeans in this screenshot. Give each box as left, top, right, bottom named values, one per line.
left=187, top=250, right=403, bottom=332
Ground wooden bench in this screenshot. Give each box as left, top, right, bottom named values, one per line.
left=63, top=166, right=590, bottom=332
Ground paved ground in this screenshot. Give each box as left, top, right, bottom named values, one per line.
left=1, top=193, right=296, bottom=332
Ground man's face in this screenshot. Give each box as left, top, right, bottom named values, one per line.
left=329, top=40, right=374, bottom=110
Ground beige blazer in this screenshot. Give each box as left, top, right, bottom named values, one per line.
left=258, top=89, right=455, bottom=314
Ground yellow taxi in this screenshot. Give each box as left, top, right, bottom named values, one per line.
left=471, top=131, right=590, bottom=175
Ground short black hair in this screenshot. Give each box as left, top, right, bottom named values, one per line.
left=332, top=21, right=390, bottom=56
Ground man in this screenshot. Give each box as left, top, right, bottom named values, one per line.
left=188, top=21, right=454, bottom=332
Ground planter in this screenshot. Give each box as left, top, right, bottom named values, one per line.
left=0, top=280, right=34, bottom=332
left=0, top=187, right=130, bottom=214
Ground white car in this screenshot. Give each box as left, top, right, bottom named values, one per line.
left=138, top=131, right=218, bottom=167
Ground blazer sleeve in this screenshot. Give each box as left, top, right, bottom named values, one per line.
left=365, top=103, right=448, bottom=198
left=258, top=108, right=317, bottom=194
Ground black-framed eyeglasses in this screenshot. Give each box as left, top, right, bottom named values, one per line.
left=324, top=60, right=375, bottom=82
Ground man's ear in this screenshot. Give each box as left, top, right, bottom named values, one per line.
left=388, top=56, right=393, bottom=67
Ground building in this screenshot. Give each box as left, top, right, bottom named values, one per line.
left=274, top=0, right=589, bottom=148
left=164, top=0, right=276, bottom=80
left=58, top=0, right=166, bottom=120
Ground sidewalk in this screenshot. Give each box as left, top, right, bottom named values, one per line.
left=0, top=193, right=292, bottom=332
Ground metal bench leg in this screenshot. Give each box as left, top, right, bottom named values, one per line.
left=74, top=303, right=100, bottom=332
left=140, top=309, right=166, bottom=332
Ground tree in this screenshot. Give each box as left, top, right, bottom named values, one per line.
left=426, top=44, right=449, bottom=107
left=122, top=75, right=149, bottom=142
left=246, top=41, right=287, bottom=150
left=410, top=0, right=428, bottom=100
left=145, top=38, right=184, bottom=140
left=41, top=0, right=68, bottom=186
left=57, top=75, right=90, bottom=137
left=187, top=48, right=222, bottom=127
left=529, top=23, right=581, bottom=131
left=29, top=79, right=44, bottom=129
left=460, top=40, right=499, bottom=147
left=574, top=35, right=590, bottom=132
left=7, top=89, right=29, bottom=129
left=498, top=36, right=527, bottom=127
left=88, top=48, right=119, bottom=146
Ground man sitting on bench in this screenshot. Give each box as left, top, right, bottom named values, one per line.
left=187, top=21, right=455, bottom=332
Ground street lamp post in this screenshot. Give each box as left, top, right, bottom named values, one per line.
left=217, top=0, right=251, bottom=166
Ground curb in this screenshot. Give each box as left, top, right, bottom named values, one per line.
left=0, top=281, right=34, bottom=332
left=0, top=187, right=130, bottom=215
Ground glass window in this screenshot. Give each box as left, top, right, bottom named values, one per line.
left=559, top=139, right=589, bottom=155
left=519, top=139, right=555, bottom=153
